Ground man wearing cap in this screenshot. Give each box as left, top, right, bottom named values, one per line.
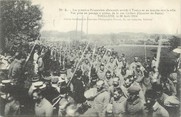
left=145, top=89, right=169, bottom=117
left=108, top=77, right=124, bottom=98
left=134, top=65, right=144, bottom=83
left=81, top=59, right=91, bottom=75
left=97, top=64, right=106, bottom=80
left=153, top=84, right=179, bottom=108
left=84, top=80, right=110, bottom=117
left=57, top=86, right=75, bottom=116
left=59, top=69, right=68, bottom=83
left=125, top=85, right=145, bottom=117
left=130, top=57, right=143, bottom=71
left=33, top=49, right=39, bottom=74
left=106, top=57, right=116, bottom=74
left=4, top=85, right=20, bottom=116
left=104, top=70, right=114, bottom=87
left=42, top=75, right=59, bottom=104
left=121, top=70, right=145, bottom=101
left=8, top=52, right=26, bottom=85
left=111, top=87, right=127, bottom=117
left=37, top=53, right=44, bottom=78
left=71, top=70, right=86, bottom=104
left=32, top=89, right=53, bottom=116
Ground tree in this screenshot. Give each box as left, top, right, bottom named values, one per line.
left=169, top=36, right=181, bottom=51
left=0, top=0, right=42, bottom=53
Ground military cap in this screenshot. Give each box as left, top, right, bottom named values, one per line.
left=1, top=80, right=11, bottom=84
left=31, top=75, right=39, bottom=82
left=60, top=69, right=67, bottom=74
left=33, top=81, right=46, bottom=89
left=128, top=85, right=140, bottom=94
left=84, top=88, right=97, bottom=99
left=43, top=76, right=52, bottom=81
left=96, top=80, right=104, bottom=86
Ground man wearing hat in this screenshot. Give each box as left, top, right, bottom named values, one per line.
left=59, top=69, right=68, bottom=83
left=33, top=49, right=39, bottom=74
left=130, top=57, right=143, bottom=71
left=84, top=80, right=110, bottom=117
left=106, top=57, right=116, bottom=74
left=32, top=88, right=53, bottom=116
left=111, top=87, right=127, bottom=117
left=4, top=85, right=21, bottom=116
left=97, top=63, right=106, bottom=80
left=108, top=77, right=124, bottom=98
left=125, top=85, right=145, bottom=117
left=8, top=52, right=26, bottom=85
left=121, top=70, right=145, bottom=101
left=134, top=65, right=144, bottom=83
left=152, top=84, right=179, bottom=108
left=145, top=89, right=169, bottom=117
left=57, top=86, right=75, bottom=116
left=71, top=70, right=86, bottom=104
left=28, top=75, right=40, bottom=96
left=104, top=70, right=114, bottom=87
left=42, top=74, right=59, bottom=104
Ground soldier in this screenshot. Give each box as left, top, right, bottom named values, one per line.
left=4, top=85, right=20, bottom=116
left=81, top=58, right=91, bottom=74
left=71, top=70, right=86, bottom=104
left=106, top=57, right=116, bottom=74
left=145, top=89, right=169, bottom=117
left=58, top=86, right=75, bottom=116
left=32, top=88, right=53, bottom=116
left=33, top=49, right=39, bottom=74
left=134, top=65, right=144, bottom=83
left=153, top=84, right=179, bottom=108
left=83, top=80, right=110, bottom=117
left=130, top=57, right=143, bottom=71
left=37, top=53, right=45, bottom=79
left=42, top=74, right=59, bottom=104
left=97, top=64, right=106, bottom=80
left=160, top=74, right=177, bottom=96
left=108, top=77, right=123, bottom=98
left=104, top=70, right=114, bottom=87
left=112, top=87, right=127, bottom=117
left=8, top=52, right=26, bottom=85
left=125, top=85, right=145, bottom=117
left=121, top=70, right=145, bottom=101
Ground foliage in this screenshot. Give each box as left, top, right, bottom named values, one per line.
left=169, top=36, right=181, bottom=50
left=1, top=0, right=43, bottom=52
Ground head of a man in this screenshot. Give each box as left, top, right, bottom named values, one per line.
left=145, top=89, right=157, bottom=110
left=134, top=57, right=139, bottom=62
left=110, top=57, right=114, bottom=63
left=32, top=89, right=43, bottom=103
left=105, top=70, right=112, bottom=80
left=152, top=84, right=163, bottom=98
left=113, top=77, right=120, bottom=88
left=100, top=64, right=104, bottom=71
left=136, top=65, right=141, bottom=72
left=107, top=51, right=111, bottom=56
left=124, top=70, right=135, bottom=88
left=96, top=80, right=104, bottom=92
left=113, top=87, right=123, bottom=101
left=127, top=86, right=140, bottom=102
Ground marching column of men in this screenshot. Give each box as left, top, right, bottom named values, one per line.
left=0, top=41, right=180, bottom=117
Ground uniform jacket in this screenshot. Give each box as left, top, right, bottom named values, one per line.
left=152, top=102, right=169, bottom=117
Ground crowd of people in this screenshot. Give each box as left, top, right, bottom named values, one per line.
left=0, top=40, right=180, bottom=117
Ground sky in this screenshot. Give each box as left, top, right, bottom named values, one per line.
left=32, top=0, right=181, bottom=34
